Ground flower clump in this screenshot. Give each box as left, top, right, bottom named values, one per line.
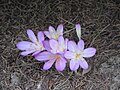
left=16, top=24, right=96, bottom=71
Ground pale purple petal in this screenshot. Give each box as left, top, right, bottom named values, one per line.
left=16, top=41, right=35, bottom=50
left=58, top=36, right=65, bottom=51
left=78, top=39, right=84, bottom=51
left=49, top=26, right=55, bottom=33
left=82, top=48, right=96, bottom=58
left=49, top=39, right=58, bottom=51
left=65, top=38, right=68, bottom=50
left=20, top=50, right=35, bottom=56
left=68, top=41, right=77, bottom=52
left=79, top=60, right=88, bottom=70
left=55, top=57, right=66, bottom=71
left=27, top=29, right=37, bottom=43
left=37, top=31, right=44, bottom=42
left=32, top=51, right=40, bottom=56
left=76, top=24, right=81, bottom=39
left=43, top=59, right=55, bottom=70
left=35, top=52, right=54, bottom=61
left=58, top=36, right=64, bottom=45
left=64, top=51, right=75, bottom=59
left=76, top=24, right=81, bottom=30
left=44, top=31, right=51, bottom=38
left=43, top=40, right=51, bottom=51
left=61, top=57, right=67, bottom=63
left=70, top=59, right=79, bottom=71
left=57, top=24, right=63, bottom=35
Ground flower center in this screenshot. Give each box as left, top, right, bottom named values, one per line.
left=55, top=33, right=60, bottom=39
left=55, top=55, right=60, bottom=59
left=75, top=53, right=81, bottom=59
left=35, top=42, right=44, bottom=51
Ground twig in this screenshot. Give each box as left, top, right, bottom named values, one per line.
left=63, top=28, right=75, bottom=34
left=89, top=24, right=110, bottom=47
left=59, top=17, right=74, bottom=25
left=53, top=72, right=73, bottom=90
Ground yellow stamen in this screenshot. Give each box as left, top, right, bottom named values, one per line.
left=75, top=54, right=80, bottom=59
left=54, top=33, right=60, bottom=40
left=30, top=44, right=33, bottom=47
left=36, top=40, right=39, bottom=42
left=56, top=55, right=60, bottom=59
left=30, top=37, right=33, bottom=41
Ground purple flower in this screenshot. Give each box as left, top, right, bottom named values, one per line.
left=76, top=24, right=81, bottom=40
left=35, top=36, right=68, bottom=71
left=44, top=24, right=63, bottom=40
left=64, top=39, right=96, bottom=71
left=16, top=29, right=45, bottom=56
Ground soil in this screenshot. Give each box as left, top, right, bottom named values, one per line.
left=0, top=0, right=120, bottom=90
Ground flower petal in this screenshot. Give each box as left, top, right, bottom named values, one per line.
left=58, top=36, right=64, bottom=45
left=82, top=48, right=96, bottom=58
left=68, top=41, right=77, bottom=52
left=44, top=31, right=51, bottom=39
left=43, top=40, right=51, bottom=51
left=20, top=50, right=35, bottom=56
left=57, top=24, right=63, bottom=35
left=16, top=41, right=36, bottom=50
left=79, top=59, right=88, bottom=70
left=37, top=31, right=44, bottom=42
left=49, top=26, right=55, bottom=33
left=49, top=39, right=58, bottom=52
left=27, top=29, right=37, bottom=43
left=65, top=38, right=68, bottom=50
left=64, top=51, right=75, bottom=59
left=35, top=52, right=54, bottom=61
left=32, top=51, right=40, bottom=56
left=76, top=24, right=81, bottom=40
left=70, top=59, right=79, bottom=71
left=58, top=36, right=65, bottom=51
left=78, top=39, right=84, bottom=51
left=55, top=57, right=66, bottom=71
left=43, top=59, right=55, bottom=70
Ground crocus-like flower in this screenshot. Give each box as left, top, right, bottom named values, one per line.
left=16, top=29, right=45, bottom=56
left=76, top=24, right=81, bottom=40
left=35, top=36, right=68, bottom=71
left=44, top=24, right=63, bottom=40
left=64, top=39, right=96, bottom=71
